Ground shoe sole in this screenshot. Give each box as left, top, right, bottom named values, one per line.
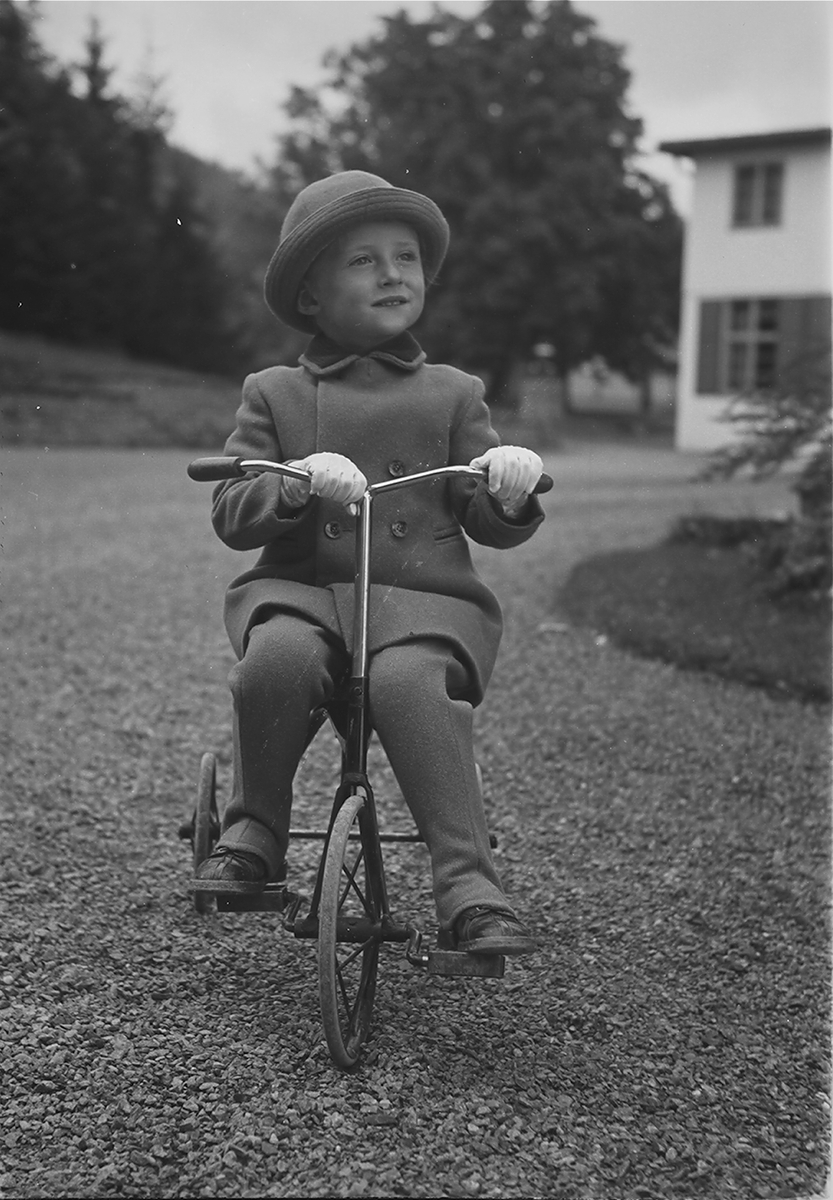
left=457, top=937, right=537, bottom=956
left=193, top=878, right=268, bottom=894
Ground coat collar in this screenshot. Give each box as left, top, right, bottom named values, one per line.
left=299, top=331, right=426, bottom=378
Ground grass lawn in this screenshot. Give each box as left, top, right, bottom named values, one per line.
left=559, top=539, right=831, bottom=704
left=0, top=328, right=241, bottom=448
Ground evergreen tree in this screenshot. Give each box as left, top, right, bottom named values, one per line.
left=0, top=0, right=83, bottom=335
left=59, top=18, right=147, bottom=344
left=0, top=1, right=238, bottom=371
left=129, top=166, right=236, bottom=373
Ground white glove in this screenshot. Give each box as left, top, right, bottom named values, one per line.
left=469, top=445, right=543, bottom=513
left=280, top=453, right=367, bottom=512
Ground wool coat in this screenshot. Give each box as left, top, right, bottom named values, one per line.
left=211, top=333, right=544, bottom=705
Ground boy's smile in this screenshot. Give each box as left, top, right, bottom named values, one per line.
left=297, top=221, right=426, bottom=353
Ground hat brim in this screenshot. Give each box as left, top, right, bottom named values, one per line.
left=264, top=186, right=450, bottom=333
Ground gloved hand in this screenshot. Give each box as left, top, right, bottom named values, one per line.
left=280, top=452, right=367, bottom=513
left=469, top=445, right=543, bottom=515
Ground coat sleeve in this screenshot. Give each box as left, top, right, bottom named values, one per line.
left=210, top=372, right=317, bottom=552
left=448, top=375, right=545, bottom=549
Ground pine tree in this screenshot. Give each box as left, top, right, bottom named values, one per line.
left=0, top=2, right=238, bottom=371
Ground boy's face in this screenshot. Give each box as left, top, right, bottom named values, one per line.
left=298, top=221, right=425, bottom=352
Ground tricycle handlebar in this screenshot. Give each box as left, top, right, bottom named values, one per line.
left=187, top=456, right=311, bottom=483
left=187, top=456, right=553, bottom=494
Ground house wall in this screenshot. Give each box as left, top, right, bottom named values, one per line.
left=676, top=141, right=831, bottom=451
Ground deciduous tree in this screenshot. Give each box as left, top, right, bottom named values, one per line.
left=273, top=0, right=682, bottom=406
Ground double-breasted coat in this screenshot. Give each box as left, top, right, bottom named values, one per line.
left=211, top=333, right=544, bottom=704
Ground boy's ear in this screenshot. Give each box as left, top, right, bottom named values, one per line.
left=296, top=282, right=320, bottom=317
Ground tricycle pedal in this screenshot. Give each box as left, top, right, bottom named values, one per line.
left=406, top=925, right=429, bottom=967
left=427, top=949, right=505, bottom=978
left=215, top=884, right=297, bottom=914
left=282, top=892, right=306, bottom=930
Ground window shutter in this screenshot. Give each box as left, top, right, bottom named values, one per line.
left=803, top=295, right=832, bottom=347
left=732, top=166, right=754, bottom=225
left=778, top=295, right=832, bottom=387
left=696, top=301, right=723, bottom=394
left=762, top=163, right=783, bottom=225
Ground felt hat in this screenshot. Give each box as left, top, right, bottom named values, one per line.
left=263, top=170, right=450, bottom=332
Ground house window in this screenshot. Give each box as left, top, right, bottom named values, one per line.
left=732, top=162, right=783, bottom=226
left=696, top=295, right=831, bottom=396
left=725, top=299, right=780, bottom=391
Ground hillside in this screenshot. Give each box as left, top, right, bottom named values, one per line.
left=0, top=330, right=242, bottom=449
left=0, top=329, right=676, bottom=454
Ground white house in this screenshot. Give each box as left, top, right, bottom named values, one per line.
left=659, top=127, right=832, bottom=451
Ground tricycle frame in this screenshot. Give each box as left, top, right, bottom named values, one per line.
left=183, top=455, right=549, bottom=1068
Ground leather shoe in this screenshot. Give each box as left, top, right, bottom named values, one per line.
left=194, top=848, right=278, bottom=893
left=452, top=907, right=537, bottom=956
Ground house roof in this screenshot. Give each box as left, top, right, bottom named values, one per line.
left=659, top=127, right=832, bottom=158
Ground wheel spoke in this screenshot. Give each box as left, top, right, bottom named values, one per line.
left=337, top=958, right=370, bottom=1033
left=336, top=937, right=373, bottom=973
left=336, top=962, right=352, bottom=1018
left=339, top=847, right=374, bottom=915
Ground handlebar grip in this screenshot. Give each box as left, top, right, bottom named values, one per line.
left=187, top=456, right=246, bottom=482
left=534, top=473, right=553, bottom=495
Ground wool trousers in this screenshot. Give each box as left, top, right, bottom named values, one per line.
left=216, top=612, right=511, bottom=928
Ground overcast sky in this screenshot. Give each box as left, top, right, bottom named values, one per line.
left=35, top=1, right=833, bottom=213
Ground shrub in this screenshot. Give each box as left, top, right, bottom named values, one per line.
left=698, top=343, right=832, bottom=595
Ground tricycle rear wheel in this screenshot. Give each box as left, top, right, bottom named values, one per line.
left=193, top=752, right=219, bottom=914
left=318, top=792, right=380, bottom=1070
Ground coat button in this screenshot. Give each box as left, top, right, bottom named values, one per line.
left=390, top=520, right=408, bottom=538
left=388, top=460, right=406, bottom=477
left=324, top=521, right=341, bottom=539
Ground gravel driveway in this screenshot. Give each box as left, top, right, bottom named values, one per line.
left=1, top=443, right=829, bottom=1199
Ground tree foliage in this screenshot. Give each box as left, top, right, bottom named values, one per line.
left=272, top=0, right=682, bottom=404
left=0, top=0, right=238, bottom=372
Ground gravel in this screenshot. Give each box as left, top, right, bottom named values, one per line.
left=0, top=443, right=829, bottom=1199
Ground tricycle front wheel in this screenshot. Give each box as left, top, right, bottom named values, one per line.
left=318, top=792, right=380, bottom=1070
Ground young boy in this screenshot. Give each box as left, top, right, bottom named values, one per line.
left=196, top=170, right=545, bottom=956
